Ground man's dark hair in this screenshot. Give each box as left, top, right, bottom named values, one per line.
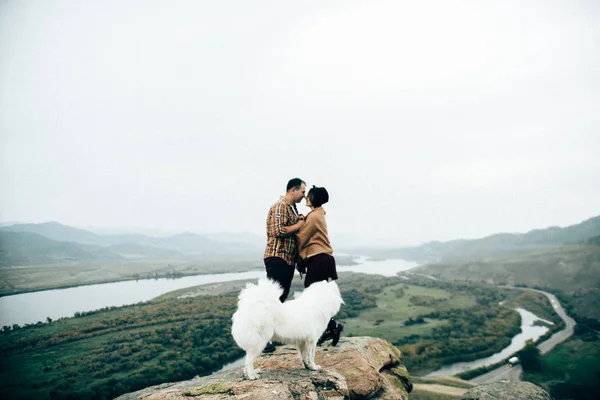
left=286, top=178, right=305, bottom=192
left=308, top=186, right=329, bottom=208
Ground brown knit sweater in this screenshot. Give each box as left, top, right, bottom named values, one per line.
left=296, top=207, right=333, bottom=259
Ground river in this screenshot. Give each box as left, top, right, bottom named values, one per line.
left=0, top=257, right=418, bottom=327
left=426, top=307, right=554, bottom=376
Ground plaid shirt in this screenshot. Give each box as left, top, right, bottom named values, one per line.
left=264, top=196, right=299, bottom=265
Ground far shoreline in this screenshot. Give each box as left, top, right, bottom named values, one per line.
left=0, top=254, right=365, bottom=298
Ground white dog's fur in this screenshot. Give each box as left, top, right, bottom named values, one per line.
left=231, top=278, right=344, bottom=380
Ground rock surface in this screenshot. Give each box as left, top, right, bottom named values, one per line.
left=116, top=336, right=411, bottom=400
left=461, top=381, right=552, bottom=400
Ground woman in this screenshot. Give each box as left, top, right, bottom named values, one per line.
left=296, top=185, right=344, bottom=346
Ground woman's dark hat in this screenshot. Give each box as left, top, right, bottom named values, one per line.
left=311, top=185, right=329, bottom=206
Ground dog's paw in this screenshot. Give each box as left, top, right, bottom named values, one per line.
left=246, top=371, right=260, bottom=380
left=244, top=367, right=261, bottom=380
left=308, top=364, right=322, bottom=371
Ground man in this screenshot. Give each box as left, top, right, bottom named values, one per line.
left=264, top=178, right=306, bottom=303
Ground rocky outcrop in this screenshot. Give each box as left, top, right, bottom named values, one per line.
left=116, top=336, right=411, bottom=400
left=461, top=381, right=551, bottom=400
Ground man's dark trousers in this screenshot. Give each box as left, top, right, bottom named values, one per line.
left=264, top=257, right=295, bottom=302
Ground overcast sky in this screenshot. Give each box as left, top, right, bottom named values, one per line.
left=1, top=0, right=599, bottom=246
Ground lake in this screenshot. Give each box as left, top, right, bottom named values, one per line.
left=0, top=256, right=418, bottom=327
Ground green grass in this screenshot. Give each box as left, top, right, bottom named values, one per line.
left=343, top=283, right=476, bottom=343
left=410, top=387, right=463, bottom=400
left=535, top=338, right=600, bottom=383
left=410, top=376, right=474, bottom=399
left=523, top=336, right=600, bottom=399
left=0, top=294, right=244, bottom=400
left=511, top=290, right=562, bottom=324
left=346, top=316, right=448, bottom=340
left=338, top=279, right=524, bottom=373
left=411, top=376, right=477, bottom=389
left=417, top=243, right=600, bottom=320
left=0, top=259, right=262, bottom=297
left=1, top=336, right=112, bottom=399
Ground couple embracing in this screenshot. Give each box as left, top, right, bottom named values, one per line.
left=263, top=178, right=343, bottom=350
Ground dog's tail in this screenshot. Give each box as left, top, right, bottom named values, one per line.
left=231, top=278, right=284, bottom=350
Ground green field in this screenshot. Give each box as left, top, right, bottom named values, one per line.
left=337, top=278, right=523, bottom=374
left=0, top=294, right=244, bottom=400
left=409, top=387, right=463, bottom=400
left=523, top=336, right=600, bottom=400
left=510, top=289, right=563, bottom=325
left=411, top=376, right=478, bottom=389
left=408, top=377, right=475, bottom=400
left=0, top=259, right=263, bottom=297
left=416, top=243, right=600, bottom=320
left=344, top=283, right=476, bottom=343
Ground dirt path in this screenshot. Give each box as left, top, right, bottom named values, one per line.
left=413, top=383, right=468, bottom=396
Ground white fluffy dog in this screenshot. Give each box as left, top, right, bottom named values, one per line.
left=231, top=278, right=344, bottom=380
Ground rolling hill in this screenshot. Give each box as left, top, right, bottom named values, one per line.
left=345, top=215, right=600, bottom=263
left=414, top=239, right=600, bottom=320
left=0, top=231, right=122, bottom=266
left=0, top=222, right=261, bottom=261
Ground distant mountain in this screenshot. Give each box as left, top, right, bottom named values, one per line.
left=0, top=222, right=262, bottom=260
left=345, top=215, right=600, bottom=262
left=1, top=221, right=104, bottom=245
left=0, top=231, right=122, bottom=266
left=514, top=215, right=600, bottom=245
left=104, top=243, right=183, bottom=259
left=205, top=232, right=264, bottom=247
left=0, top=221, right=22, bottom=227
left=99, top=232, right=259, bottom=254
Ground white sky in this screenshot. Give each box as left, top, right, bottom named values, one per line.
left=1, top=0, right=599, bottom=246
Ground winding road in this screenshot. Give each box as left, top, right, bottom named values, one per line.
left=471, top=288, right=576, bottom=384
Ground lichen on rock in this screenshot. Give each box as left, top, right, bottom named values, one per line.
left=183, top=382, right=234, bottom=396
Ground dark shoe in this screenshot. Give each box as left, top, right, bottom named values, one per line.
left=398, top=376, right=413, bottom=393
left=317, top=330, right=333, bottom=346
left=263, top=342, right=276, bottom=353
left=331, top=323, right=344, bottom=346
